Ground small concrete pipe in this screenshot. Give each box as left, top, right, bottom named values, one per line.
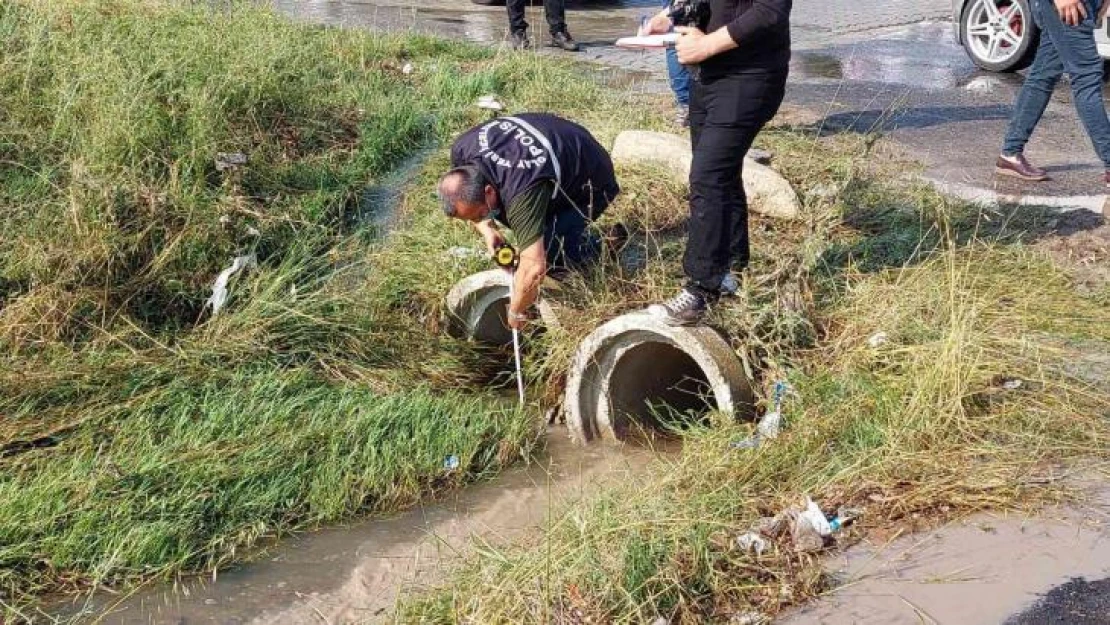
left=445, top=269, right=559, bottom=346
left=565, top=311, right=754, bottom=444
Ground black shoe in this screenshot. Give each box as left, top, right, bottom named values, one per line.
left=647, top=287, right=714, bottom=326
left=510, top=30, right=531, bottom=50
left=549, top=31, right=580, bottom=52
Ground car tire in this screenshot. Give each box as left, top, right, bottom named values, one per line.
left=960, top=0, right=1039, bottom=72
left=471, top=0, right=506, bottom=5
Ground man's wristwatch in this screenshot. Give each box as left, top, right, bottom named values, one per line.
left=507, top=310, right=529, bottom=323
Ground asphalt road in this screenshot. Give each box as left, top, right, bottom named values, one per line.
left=275, top=0, right=1107, bottom=210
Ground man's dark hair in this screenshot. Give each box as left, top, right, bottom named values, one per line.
left=437, top=164, right=487, bottom=217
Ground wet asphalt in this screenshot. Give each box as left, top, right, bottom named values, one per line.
left=274, top=0, right=1108, bottom=211
left=1006, top=577, right=1110, bottom=625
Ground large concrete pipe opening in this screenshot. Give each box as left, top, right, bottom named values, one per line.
left=566, top=312, right=754, bottom=444
left=445, top=269, right=559, bottom=347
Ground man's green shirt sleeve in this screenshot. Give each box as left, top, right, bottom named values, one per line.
left=505, top=180, right=554, bottom=250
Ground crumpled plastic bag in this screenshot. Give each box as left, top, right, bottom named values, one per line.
left=735, top=532, right=769, bottom=556
left=205, top=254, right=256, bottom=317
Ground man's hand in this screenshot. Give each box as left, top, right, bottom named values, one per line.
left=506, top=239, right=546, bottom=331
left=639, top=10, right=672, bottom=36
left=506, top=306, right=530, bottom=331
left=1100, top=0, right=1109, bottom=23
left=1056, top=0, right=1088, bottom=26
left=473, top=219, right=505, bottom=257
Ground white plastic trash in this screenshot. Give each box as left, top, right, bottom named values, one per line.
left=476, top=94, right=504, bottom=111
left=205, top=254, right=256, bottom=317
left=867, top=332, right=889, bottom=348
left=735, top=532, right=769, bottom=556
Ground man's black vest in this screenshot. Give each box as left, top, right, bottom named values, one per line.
left=450, top=114, right=619, bottom=226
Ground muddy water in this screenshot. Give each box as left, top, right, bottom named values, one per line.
left=74, top=427, right=666, bottom=624
left=782, top=484, right=1110, bottom=625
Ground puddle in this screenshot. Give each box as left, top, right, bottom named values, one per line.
left=64, top=427, right=668, bottom=624
left=791, top=22, right=978, bottom=90
left=270, top=0, right=658, bottom=44
left=781, top=483, right=1110, bottom=625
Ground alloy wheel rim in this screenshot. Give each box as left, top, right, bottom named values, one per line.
left=967, top=0, right=1026, bottom=64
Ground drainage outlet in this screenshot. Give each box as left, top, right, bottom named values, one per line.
left=445, top=269, right=559, bottom=346
left=565, top=312, right=754, bottom=444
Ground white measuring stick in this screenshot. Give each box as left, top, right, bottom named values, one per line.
left=510, top=270, right=525, bottom=406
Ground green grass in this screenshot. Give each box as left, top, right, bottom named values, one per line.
left=396, top=130, right=1110, bottom=623
left=4, top=0, right=1108, bottom=621
left=0, top=0, right=636, bottom=613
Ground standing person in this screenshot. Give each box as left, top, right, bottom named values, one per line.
left=641, top=2, right=693, bottom=127
left=438, top=114, right=620, bottom=330
left=507, top=0, right=579, bottom=51
left=666, top=41, right=692, bottom=127
left=996, top=0, right=1110, bottom=186
left=640, top=0, right=792, bottom=326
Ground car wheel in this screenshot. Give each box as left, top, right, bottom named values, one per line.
left=961, top=0, right=1038, bottom=72
left=471, top=0, right=506, bottom=5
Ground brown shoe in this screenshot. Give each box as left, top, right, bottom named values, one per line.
left=995, top=154, right=1050, bottom=181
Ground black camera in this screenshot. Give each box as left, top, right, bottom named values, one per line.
left=667, top=0, right=710, bottom=31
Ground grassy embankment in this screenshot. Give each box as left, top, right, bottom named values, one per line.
left=397, top=83, right=1110, bottom=625
left=3, top=1, right=1108, bottom=622
left=0, top=0, right=653, bottom=615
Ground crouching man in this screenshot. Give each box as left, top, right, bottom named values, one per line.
left=438, top=113, right=621, bottom=330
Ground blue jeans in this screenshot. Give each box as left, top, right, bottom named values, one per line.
left=544, top=196, right=612, bottom=269
left=666, top=47, right=691, bottom=106
left=659, top=0, right=691, bottom=106
left=1002, top=0, right=1110, bottom=167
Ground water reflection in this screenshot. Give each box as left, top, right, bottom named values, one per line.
left=792, top=21, right=979, bottom=90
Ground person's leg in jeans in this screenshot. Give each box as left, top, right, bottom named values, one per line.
left=1001, top=0, right=1110, bottom=179
left=545, top=204, right=600, bottom=270
left=1001, top=4, right=1065, bottom=162
left=1047, top=0, right=1110, bottom=171
left=665, top=47, right=692, bottom=126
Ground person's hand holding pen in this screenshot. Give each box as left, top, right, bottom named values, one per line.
left=639, top=10, right=672, bottom=36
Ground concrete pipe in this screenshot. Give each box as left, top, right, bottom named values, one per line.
left=565, top=311, right=754, bottom=444
left=445, top=269, right=559, bottom=346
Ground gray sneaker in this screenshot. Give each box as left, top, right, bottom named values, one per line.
left=674, top=104, right=689, bottom=128
left=647, top=288, right=713, bottom=326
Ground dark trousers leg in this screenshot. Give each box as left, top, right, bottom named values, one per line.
left=506, top=0, right=529, bottom=34
left=544, top=0, right=567, bottom=35
left=684, top=74, right=784, bottom=292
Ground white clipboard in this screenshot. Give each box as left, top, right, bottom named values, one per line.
left=615, top=33, right=678, bottom=49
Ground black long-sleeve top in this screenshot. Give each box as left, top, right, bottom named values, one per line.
left=700, top=0, right=792, bottom=78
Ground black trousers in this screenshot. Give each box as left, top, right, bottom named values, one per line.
left=684, top=71, right=785, bottom=293
left=507, top=0, right=567, bottom=36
